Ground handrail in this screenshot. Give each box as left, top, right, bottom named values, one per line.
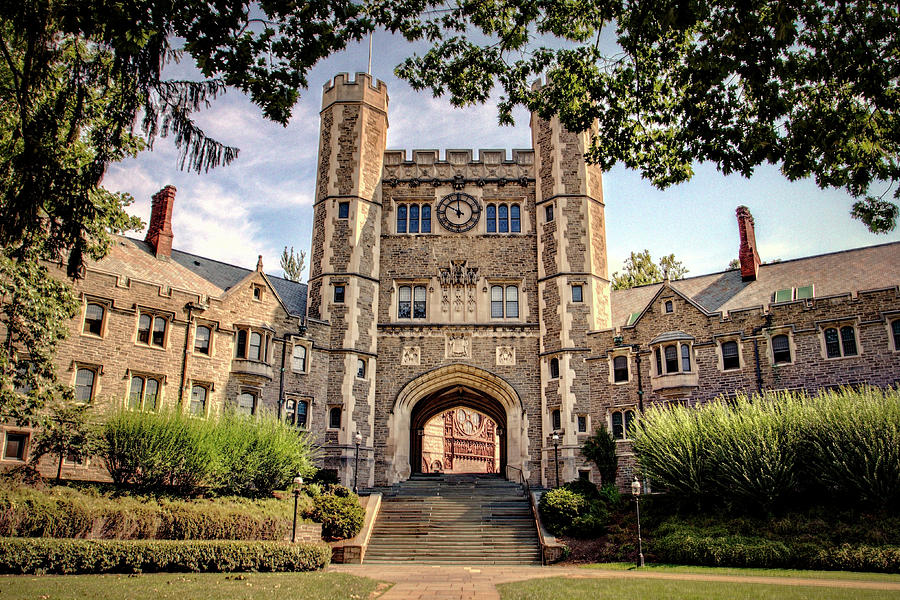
left=506, top=464, right=545, bottom=566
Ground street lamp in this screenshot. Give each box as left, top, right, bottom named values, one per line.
left=291, top=474, right=303, bottom=543
left=552, top=432, right=560, bottom=488
left=631, top=476, right=645, bottom=568
left=353, top=432, right=363, bottom=494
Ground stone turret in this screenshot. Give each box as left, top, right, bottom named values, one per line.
left=308, top=72, right=388, bottom=488
left=530, top=80, right=611, bottom=485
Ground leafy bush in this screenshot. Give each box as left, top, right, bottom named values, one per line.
left=539, top=488, right=585, bottom=537
left=653, top=530, right=794, bottom=568
left=0, top=537, right=330, bottom=574
left=632, top=387, right=900, bottom=511
left=0, top=485, right=312, bottom=541
left=101, top=408, right=315, bottom=497
left=304, top=488, right=364, bottom=541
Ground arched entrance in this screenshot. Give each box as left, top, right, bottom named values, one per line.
left=411, top=390, right=504, bottom=474
left=386, top=364, right=530, bottom=484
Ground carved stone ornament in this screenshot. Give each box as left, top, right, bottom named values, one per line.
left=496, top=346, right=516, bottom=366
left=401, top=346, right=421, bottom=366
left=445, top=333, right=471, bottom=359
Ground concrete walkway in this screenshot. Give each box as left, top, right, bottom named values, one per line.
left=327, top=564, right=900, bottom=600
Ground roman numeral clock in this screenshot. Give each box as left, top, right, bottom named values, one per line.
left=436, top=192, right=481, bottom=233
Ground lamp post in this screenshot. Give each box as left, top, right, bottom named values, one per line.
left=291, top=474, right=303, bottom=543
left=552, top=432, right=560, bottom=488
left=353, top=432, right=363, bottom=494
left=631, top=476, right=645, bottom=568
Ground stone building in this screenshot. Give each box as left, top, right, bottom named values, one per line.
left=3, top=72, right=900, bottom=489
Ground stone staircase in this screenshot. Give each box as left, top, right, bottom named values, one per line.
left=364, top=473, right=542, bottom=565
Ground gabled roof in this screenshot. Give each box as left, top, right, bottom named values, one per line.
left=611, top=241, right=900, bottom=327
left=92, top=237, right=308, bottom=318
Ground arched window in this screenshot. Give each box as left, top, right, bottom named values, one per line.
left=398, top=286, right=411, bottom=318
left=421, top=205, right=431, bottom=233
left=549, top=357, right=560, bottom=379
left=840, top=326, right=858, bottom=356
left=664, top=345, right=678, bottom=373
left=397, top=204, right=407, bottom=233
left=194, top=325, right=211, bottom=355
left=491, top=286, right=503, bottom=317
left=486, top=204, right=496, bottom=233
left=665, top=300, right=674, bottom=313
left=137, top=314, right=152, bottom=344
left=721, top=341, right=739, bottom=370
left=824, top=327, right=840, bottom=358
left=505, top=285, right=519, bottom=318
left=152, top=317, right=167, bottom=347
left=249, top=331, right=262, bottom=361
left=498, top=204, right=509, bottom=233
left=611, top=409, right=636, bottom=440
left=551, top=408, right=561, bottom=431
left=613, top=356, right=628, bottom=382
left=510, top=205, right=521, bottom=232
left=409, top=204, right=419, bottom=233
left=413, top=285, right=427, bottom=318
left=357, top=358, right=367, bottom=378
left=236, top=392, right=256, bottom=416
left=296, top=400, right=309, bottom=428
left=329, top=406, right=342, bottom=429
left=74, top=368, right=96, bottom=403
left=129, top=375, right=160, bottom=411
left=681, top=344, right=692, bottom=372
left=236, top=329, right=247, bottom=358
left=83, top=303, right=105, bottom=336
left=292, top=344, right=307, bottom=372
left=655, top=347, right=663, bottom=375
left=772, top=334, right=791, bottom=364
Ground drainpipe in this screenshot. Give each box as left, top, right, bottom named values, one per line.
left=752, top=314, right=772, bottom=395
left=178, top=302, right=201, bottom=408
left=632, top=345, right=644, bottom=413
left=277, top=336, right=287, bottom=420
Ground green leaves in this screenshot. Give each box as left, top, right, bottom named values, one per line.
left=611, top=249, right=688, bottom=290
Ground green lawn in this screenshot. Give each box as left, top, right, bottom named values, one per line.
left=581, top=562, right=900, bottom=583
left=497, top=577, right=900, bottom=600
left=0, top=572, right=388, bottom=600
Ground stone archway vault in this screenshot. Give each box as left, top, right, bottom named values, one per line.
left=385, top=364, right=530, bottom=484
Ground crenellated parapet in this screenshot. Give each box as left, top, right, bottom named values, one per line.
left=382, top=149, right=535, bottom=188
left=321, top=72, right=389, bottom=115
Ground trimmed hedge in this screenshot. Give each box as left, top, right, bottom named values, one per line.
left=0, top=486, right=312, bottom=541
left=539, top=481, right=611, bottom=538
left=652, top=532, right=900, bottom=573
left=0, top=537, right=330, bottom=574
left=303, top=486, right=364, bottom=541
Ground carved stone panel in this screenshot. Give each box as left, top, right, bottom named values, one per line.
left=496, top=346, right=516, bottom=366
left=445, top=333, right=471, bottom=359
left=401, top=346, right=421, bottom=366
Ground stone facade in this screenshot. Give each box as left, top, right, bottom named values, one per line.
left=4, top=72, right=900, bottom=492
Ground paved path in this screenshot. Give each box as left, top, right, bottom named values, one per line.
left=327, top=564, right=900, bottom=600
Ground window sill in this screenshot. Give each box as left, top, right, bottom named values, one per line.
left=134, top=343, right=168, bottom=352
left=79, top=332, right=104, bottom=340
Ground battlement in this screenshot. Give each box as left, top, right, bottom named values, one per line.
left=321, top=72, right=389, bottom=112
left=383, top=148, right=534, bottom=167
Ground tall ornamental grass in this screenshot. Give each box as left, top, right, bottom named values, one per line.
left=631, top=387, right=900, bottom=511
left=102, top=408, right=314, bottom=497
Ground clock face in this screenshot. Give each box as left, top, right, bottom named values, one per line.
left=436, top=192, right=481, bottom=233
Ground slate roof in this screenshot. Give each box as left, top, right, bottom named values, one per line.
left=611, top=241, right=900, bottom=327
left=92, top=236, right=308, bottom=318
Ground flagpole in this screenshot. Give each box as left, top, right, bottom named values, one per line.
left=367, top=32, right=373, bottom=75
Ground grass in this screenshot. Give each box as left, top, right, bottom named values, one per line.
left=581, top=562, right=900, bottom=582
left=0, top=572, right=387, bottom=600
left=497, top=577, right=900, bottom=600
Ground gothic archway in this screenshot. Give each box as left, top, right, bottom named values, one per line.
left=385, top=364, right=530, bottom=484
left=411, top=389, right=505, bottom=474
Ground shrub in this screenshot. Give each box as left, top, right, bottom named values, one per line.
left=653, top=530, right=794, bottom=568
left=0, top=537, right=330, bottom=574
left=101, top=408, right=315, bottom=497
left=539, top=488, right=585, bottom=537
left=304, top=489, right=364, bottom=541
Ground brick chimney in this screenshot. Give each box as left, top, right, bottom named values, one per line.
left=145, top=185, right=176, bottom=258
left=736, top=205, right=761, bottom=281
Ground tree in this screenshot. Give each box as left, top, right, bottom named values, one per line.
left=612, top=250, right=688, bottom=290
left=28, top=399, right=102, bottom=482
left=0, top=0, right=369, bottom=416
left=280, top=246, right=307, bottom=282
left=728, top=258, right=741, bottom=271
left=582, top=425, right=618, bottom=487
left=388, top=0, right=899, bottom=233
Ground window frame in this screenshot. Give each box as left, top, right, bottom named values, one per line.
left=551, top=408, right=561, bottom=431
left=485, top=203, right=522, bottom=234
left=490, top=284, right=520, bottom=320
left=664, top=300, right=674, bottom=314
left=234, top=326, right=273, bottom=363
left=135, top=310, right=170, bottom=349
left=357, top=357, right=367, bottom=379
left=194, top=324, right=212, bottom=356
left=545, top=204, right=554, bottom=222
left=820, top=323, right=861, bottom=359
left=235, top=390, right=258, bottom=416
left=3, top=431, right=29, bottom=462
left=652, top=342, right=694, bottom=376
left=337, top=201, right=350, bottom=219
left=333, top=284, right=346, bottom=304
left=291, top=342, right=309, bottom=373
left=284, top=396, right=310, bottom=429
left=396, top=283, right=428, bottom=320
left=549, top=357, right=560, bottom=379
left=82, top=300, right=108, bottom=337
left=73, top=365, right=100, bottom=403
left=571, top=284, right=583, bottom=303
left=612, top=354, right=630, bottom=384
left=577, top=414, right=588, bottom=434
left=891, top=319, right=900, bottom=352
left=719, top=340, right=741, bottom=371
left=189, top=382, right=211, bottom=417
left=610, top=408, right=637, bottom=441
left=771, top=333, right=793, bottom=365
left=128, top=373, right=162, bottom=411
left=328, top=406, right=342, bottom=430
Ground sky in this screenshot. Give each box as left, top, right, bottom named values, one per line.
left=103, top=30, right=900, bottom=283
